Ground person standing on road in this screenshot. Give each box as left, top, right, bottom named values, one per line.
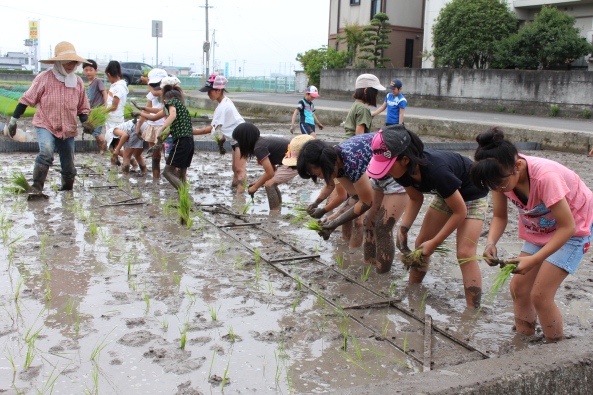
left=372, top=79, right=407, bottom=126
left=290, top=86, right=324, bottom=137
left=83, top=59, right=108, bottom=153
left=194, top=74, right=247, bottom=193
left=471, top=127, right=593, bottom=342
left=3, top=41, right=90, bottom=197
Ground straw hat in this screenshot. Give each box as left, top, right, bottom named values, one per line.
left=282, top=134, right=314, bottom=166
left=40, top=41, right=88, bottom=64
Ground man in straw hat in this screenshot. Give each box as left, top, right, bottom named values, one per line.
left=4, top=41, right=90, bottom=198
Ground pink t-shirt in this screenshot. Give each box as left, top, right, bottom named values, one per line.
left=504, top=155, right=593, bottom=245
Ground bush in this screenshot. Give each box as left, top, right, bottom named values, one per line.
left=584, top=109, right=591, bottom=119
left=549, top=105, right=559, bottom=117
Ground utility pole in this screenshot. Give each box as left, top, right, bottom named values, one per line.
left=242, top=60, right=246, bottom=77
left=211, top=29, right=216, bottom=74
left=200, top=0, right=214, bottom=76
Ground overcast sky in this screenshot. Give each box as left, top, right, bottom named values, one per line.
left=0, top=0, right=330, bottom=77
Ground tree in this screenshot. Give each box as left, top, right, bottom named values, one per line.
left=492, top=6, right=593, bottom=70
left=358, top=12, right=392, bottom=68
left=296, top=46, right=349, bottom=87
left=337, top=20, right=366, bottom=65
left=431, top=0, right=517, bottom=69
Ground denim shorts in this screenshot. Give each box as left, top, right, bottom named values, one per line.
left=521, top=223, right=593, bottom=275
left=370, top=175, right=405, bottom=194
left=429, top=195, right=488, bottom=221
left=92, top=125, right=103, bottom=137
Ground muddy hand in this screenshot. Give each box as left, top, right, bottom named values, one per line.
left=318, top=220, right=337, bottom=240
left=289, top=125, right=295, bottom=134
left=306, top=203, right=319, bottom=216
left=396, top=225, right=411, bottom=254
left=483, top=243, right=500, bottom=267
left=310, top=207, right=326, bottom=219
left=130, top=100, right=145, bottom=112
left=82, top=121, right=94, bottom=135
left=145, top=142, right=162, bottom=157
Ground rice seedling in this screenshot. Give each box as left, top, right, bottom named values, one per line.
left=123, top=102, right=135, bottom=118
left=360, top=265, right=372, bottom=282
left=222, top=358, right=231, bottom=390
left=382, top=314, right=390, bottom=338
left=90, top=362, right=99, bottom=394
left=267, top=280, right=274, bottom=295
left=1, top=213, right=13, bottom=245
left=44, top=283, right=52, bottom=301
left=314, top=244, right=320, bottom=254
left=290, top=211, right=308, bottom=224
left=65, top=297, right=76, bottom=315
left=457, top=255, right=488, bottom=265
left=185, top=287, right=196, bottom=305
left=294, top=273, right=303, bottom=291
left=24, top=334, right=37, bottom=369
left=254, top=248, right=261, bottom=266
left=14, top=276, right=23, bottom=302
left=213, top=131, right=222, bottom=145
left=242, top=178, right=249, bottom=191
left=227, top=326, right=237, bottom=342
left=292, top=294, right=299, bottom=312
left=341, top=352, right=374, bottom=376
left=5, top=171, right=30, bottom=194
left=6, top=348, right=16, bottom=373
left=73, top=314, right=80, bottom=336
left=304, top=219, right=322, bottom=231
left=172, top=272, right=181, bottom=286
left=402, top=244, right=453, bottom=270
left=420, top=292, right=428, bottom=313
left=207, top=304, right=221, bottom=321
left=87, top=105, right=111, bottom=129
left=233, top=256, right=245, bottom=269
left=179, top=323, right=188, bottom=350
left=177, top=182, right=193, bottom=228
left=339, top=314, right=350, bottom=351
left=285, top=364, right=293, bottom=393
left=351, top=335, right=363, bottom=361
left=90, top=330, right=113, bottom=362
left=274, top=350, right=282, bottom=386
left=143, top=290, right=150, bottom=311
left=487, top=263, right=517, bottom=302
left=38, top=365, right=62, bottom=395
left=242, top=197, right=254, bottom=214
left=403, top=333, right=409, bottom=353
left=208, top=349, right=216, bottom=378
left=160, top=317, right=169, bottom=330
left=40, top=232, right=49, bottom=258
left=88, top=221, right=99, bottom=236
left=217, top=242, right=227, bottom=257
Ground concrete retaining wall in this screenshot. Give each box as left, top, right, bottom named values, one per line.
left=320, top=69, right=593, bottom=118
left=335, top=334, right=593, bottom=395
left=185, top=94, right=593, bottom=153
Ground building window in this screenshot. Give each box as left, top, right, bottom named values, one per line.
left=350, top=0, right=360, bottom=5
left=370, top=0, right=381, bottom=18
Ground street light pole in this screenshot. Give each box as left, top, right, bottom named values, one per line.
left=200, top=0, right=214, bottom=76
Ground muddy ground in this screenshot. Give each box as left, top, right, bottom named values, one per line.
left=1, top=120, right=593, bottom=394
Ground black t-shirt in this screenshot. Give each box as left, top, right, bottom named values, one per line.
left=394, top=149, right=487, bottom=201
left=253, top=136, right=290, bottom=166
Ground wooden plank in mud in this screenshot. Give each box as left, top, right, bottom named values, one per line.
left=268, top=254, right=320, bottom=263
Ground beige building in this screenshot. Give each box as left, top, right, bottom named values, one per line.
left=328, top=0, right=426, bottom=69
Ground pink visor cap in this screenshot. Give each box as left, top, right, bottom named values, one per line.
left=199, top=74, right=228, bottom=91
left=366, top=126, right=411, bottom=179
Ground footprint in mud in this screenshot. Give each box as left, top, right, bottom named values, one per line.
left=189, top=336, right=212, bottom=346
left=125, top=317, right=146, bottom=327
left=117, top=330, right=159, bottom=347
left=175, top=380, right=203, bottom=395
left=250, top=327, right=297, bottom=343
left=143, top=347, right=206, bottom=374
left=18, top=365, right=42, bottom=381
left=228, top=307, right=255, bottom=317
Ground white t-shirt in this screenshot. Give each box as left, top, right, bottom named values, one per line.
left=146, top=91, right=164, bottom=126
left=107, top=80, right=128, bottom=124
left=211, top=97, right=244, bottom=144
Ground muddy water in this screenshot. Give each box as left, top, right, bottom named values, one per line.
left=1, top=126, right=593, bottom=394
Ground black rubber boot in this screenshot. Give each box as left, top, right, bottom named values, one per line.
left=58, top=175, right=75, bottom=191
left=28, top=162, right=50, bottom=199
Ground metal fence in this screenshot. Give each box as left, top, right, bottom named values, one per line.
left=178, top=76, right=296, bottom=93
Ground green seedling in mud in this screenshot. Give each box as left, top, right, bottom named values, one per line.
left=177, top=182, right=193, bottom=228
left=185, top=287, right=197, bottom=305
left=129, top=279, right=137, bottom=292
left=162, top=198, right=176, bottom=217
left=290, top=211, right=307, bottom=224
left=339, top=314, right=350, bottom=351
left=285, top=364, right=294, bottom=393
left=1, top=213, right=14, bottom=245
left=88, top=221, right=99, bottom=236
left=90, top=361, right=99, bottom=394
left=38, top=365, right=63, bottom=395
left=143, top=290, right=150, bottom=311
left=292, top=293, right=299, bottom=312
left=274, top=350, right=282, bottom=386
left=87, top=105, right=111, bottom=128
left=227, top=326, right=237, bottom=342
left=6, top=348, right=16, bottom=373
left=360, top=265, right=372, bottom=282
left=457, top=255, right=488, bottom=266
left=217, top=242, right=227, bottom=257
left=487, top=263, right=517, bottom=302
left=160, top=317, right=169, bottom=330
left=403, top=333, right=409, bottom=353
left=402, top=243, right=453, bottom=270
left=172, top=272, right=181, bottom=286
left=342, top=352, right=374, bottom=376
left=351, top=335, right=363, bottom=361
left=180, top=323, right=188, bottom=350
left=388, top=273, right=407, bottom=297
left=420, top=292, right=428, bottom=313
left=208, top=304, right=221, bottom=321
left=233, top=255, right=245, bottom=269
left=14, top=276, right=23, bottom=302
left=382, top=314, right=390, bottom=338
left=40, top=232, right=49, bottom=258
left=44, top=283, right=52, bottom=301
left=314, top=244, right=320, bottom=254
left=242, top=197, right=254, bottom=214
left=242, top=178, right=249, bottom=192
left=24, top=333, right=37, bottom=369
left=222, top=358, right=231, bottom=390
left=90, top=329, right=114, bottom=362
left=208, top=349, right=216, bottom=378
left=267, top=280, right=274, bottom=295
left=304, top=219, right=322, bottom=231
left=73, top=314, right=80, bottom=336
left=365, top=347, right=411, bottom=369
left=254, top=248, right=261, bottom=266
left=294, top=273, right=303, bottom=291
left=65, top=297, right=76, bottom=315
left=335, top=253, right=345, bottom=270
left=5, top=171, right=30, bottom=194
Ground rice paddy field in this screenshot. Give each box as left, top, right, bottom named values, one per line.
left=1, top=123, right=593, bottom=394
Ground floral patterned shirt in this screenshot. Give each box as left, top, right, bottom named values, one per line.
left=335, top=133, right=375, bottom=183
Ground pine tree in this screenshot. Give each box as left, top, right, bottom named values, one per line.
left=358, top=13, right=391, bottom=68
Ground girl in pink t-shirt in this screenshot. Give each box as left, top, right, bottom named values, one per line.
left=471, top=127, right=593, bottom=343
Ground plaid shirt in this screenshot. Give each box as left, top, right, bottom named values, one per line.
left=19, top=70, right=90, bottom=139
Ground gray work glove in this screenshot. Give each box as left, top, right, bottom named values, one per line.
left=4, top=117, right=17, bottom=138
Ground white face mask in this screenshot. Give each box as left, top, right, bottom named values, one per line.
left=52, top=61, right=80, bottom=88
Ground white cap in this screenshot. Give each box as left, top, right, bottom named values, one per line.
left=147, top=68, right=168, bottom=84
left=160, top=76, right=181, bottom=88
left=306, top=86, right=319, bottom=98
left=355, top=74, right=386, bottom=90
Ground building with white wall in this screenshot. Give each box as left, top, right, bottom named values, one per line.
left=422, top=0, right=593, bottom=69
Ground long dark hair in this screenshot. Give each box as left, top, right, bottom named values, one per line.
left=232, top=123, right=260, bottom=159
left=470, top=127, right=518, bottom=191
left=394, top=127, right=427, bottom=174
left=163, top=85, right=185, bottom=104
left=105, top=61, right=122, bottom=79
left=352, top=87, right=378, bottom=107
left=296, top=139, right=337, bottom=184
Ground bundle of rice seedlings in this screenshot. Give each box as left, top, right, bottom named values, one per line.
left=123, top=102, right=135, bottom=119
left=304, top=220, right=323, bottom=231
left=487, top=263, right=517, bottom=302
left=213, top=131, right=222, bottom=145
left=290, top=211, right=308, bottom=224
left=401, top=243, right=452, bottom=270
left=87, top=105, right=111, bottom=128
left=242, top=198, right=254, bottom=214
left=178, top=182, right=192, bottom=228
left=6, top=171, right=30, bottom=194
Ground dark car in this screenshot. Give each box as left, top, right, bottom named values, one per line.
left=119, top=62, right=153, bottom=85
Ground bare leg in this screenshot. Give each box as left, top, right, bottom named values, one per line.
left=122, top=148, right=133, bottom=174
left=374, top=193, right=408, bottom=273
left=163, top=165, right=182, bottom=190
left=95, top=134, right=107, bottom=154
left=363, top=188, right=384, bottom=265
left=456, top=218, right=484, bottom=308
left=530, top=262, right=568, bottom=342
left=232, top=147, right=247, bottom=193
left=509, top=253, right=541, bottom=336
